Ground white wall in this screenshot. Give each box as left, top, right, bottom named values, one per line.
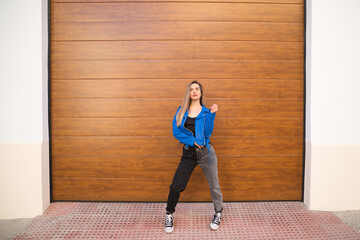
left=0, top=0, right=49, bottom=218
left=305, top=0, right=360, bottom=210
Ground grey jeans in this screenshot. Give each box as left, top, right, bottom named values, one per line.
left=166, top=144, right=223, bottom=213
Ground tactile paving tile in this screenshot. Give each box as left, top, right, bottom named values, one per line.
left=14, top=202, right=360, bottom=239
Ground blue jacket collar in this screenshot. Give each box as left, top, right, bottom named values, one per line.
left=184, top=105, right=210, bottom=118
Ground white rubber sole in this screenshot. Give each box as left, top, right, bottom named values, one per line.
left=210, top=223, right=220, bottom=230
left=164, top=227, right=174, bottom=233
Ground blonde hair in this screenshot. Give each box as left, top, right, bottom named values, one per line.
left=176, top=81, right=205, bottom=126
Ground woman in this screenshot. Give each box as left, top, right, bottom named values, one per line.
left=164, top=81, right=223, bottom=233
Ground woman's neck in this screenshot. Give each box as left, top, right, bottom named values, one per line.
left=190, top=100, right=201, bottom=108
left=190, top=100, right=201, bottom=107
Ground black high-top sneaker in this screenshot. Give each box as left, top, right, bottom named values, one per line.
left=164, top=213, right=174, bottom=233
left=210, top=212, right=221, bottom=230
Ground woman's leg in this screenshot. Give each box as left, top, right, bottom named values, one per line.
left=197, top=144, right=223, bottom=213
left=166, top=146, right=198, bottom=213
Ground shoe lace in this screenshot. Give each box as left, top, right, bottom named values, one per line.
left=165, top=215, right=173, bottom=227
left=212, top=213, right=221, bottom=225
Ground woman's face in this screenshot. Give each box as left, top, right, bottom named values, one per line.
left=190, top=83, right=202, bottom=101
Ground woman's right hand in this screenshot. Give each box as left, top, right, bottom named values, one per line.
left=195, top=142, right=204, bottom=148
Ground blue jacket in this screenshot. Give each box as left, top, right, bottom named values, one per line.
left=172, top=105, right=216, bottom=163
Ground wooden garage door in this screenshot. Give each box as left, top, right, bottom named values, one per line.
left=50, top=0, right=304, bottom=201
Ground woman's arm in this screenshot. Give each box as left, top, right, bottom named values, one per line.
left=204, top=104, right=218, bottom=138
left=172, top=108, right=196, bottom=146
left=204, top=112, right=216, bottom=138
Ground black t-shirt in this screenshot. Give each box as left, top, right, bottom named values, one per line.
left=184, top=117, right=195, bottom=135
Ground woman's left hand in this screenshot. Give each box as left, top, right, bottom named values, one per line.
left=210, top=104, right=218, bottom=113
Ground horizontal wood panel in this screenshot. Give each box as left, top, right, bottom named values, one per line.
left=51, top=22, right=303, bottom=41
left=52, top=3, right=303, bottom=23
left=51, top=136, right=303, bottom=155
left=51, top=79, right=303, bottom=99
left=51, top=98, right=303, bottom=118
left=52, top=155, right=302, bottom=179
left=51, top=0, right=303, bottom=3
left=51, top=41, right=304, bottom=61
left=53, top=177, right=302, bottom=201
left=51, top=60, right=303, bottom=79
left=52, top=117, right=303, bottom=136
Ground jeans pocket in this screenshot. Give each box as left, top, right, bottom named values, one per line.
left=182, top=145, right=188, bottom=156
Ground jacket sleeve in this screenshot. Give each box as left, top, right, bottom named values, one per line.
left=172, top=108, right=196, bottom=146
left=204, top=112, right=216, bottom=138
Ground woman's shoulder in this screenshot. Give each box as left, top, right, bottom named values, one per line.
left=201, top=105, right=211, bottom=113
left=174, top=106, right=182, bottom=115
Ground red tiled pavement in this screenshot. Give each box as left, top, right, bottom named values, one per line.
left=14, top=202, right=360, bottom=239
